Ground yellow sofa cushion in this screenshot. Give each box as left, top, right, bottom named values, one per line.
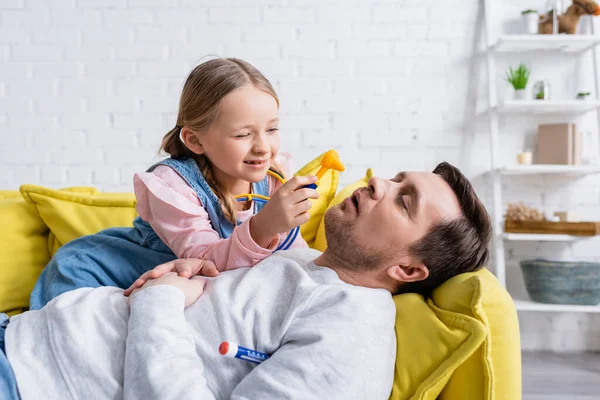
left=294, top=152, right=340, bottom=247
left=0, top=191, right=49, bottom=316
left=390, top=293, right=486, bottom=399
left=20, top=185, right=138, bottom=257
left=312, top=168, right=373, bottom=252
left=390, top=268, right=521, bottom=400
left=433, top=268, right=521, bottom=400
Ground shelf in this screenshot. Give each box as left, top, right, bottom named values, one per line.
left=497, top=165, right=600, bottom=175
left=494, top=35, right=600, bottom=53
left=515, top=299, right=600, bottom=313
left=503, top=233, right=587, bottom=241
left=496, top=100, right=600, bottom=114
left=505, top=220, right=600, bottom=236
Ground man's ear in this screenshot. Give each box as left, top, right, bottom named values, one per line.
left=387, top=262, right=429, bottom=284
left=180, top=127, right=205, bottom=155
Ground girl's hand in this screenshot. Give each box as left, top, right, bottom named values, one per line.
left=127, top=272, right=207, bottom=308
left=250, top=175, right=319, bottom=248
left=123, top=258, right=219, bottom=297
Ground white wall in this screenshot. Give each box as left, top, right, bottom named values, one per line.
left=1, top=0, right=599, bottom=351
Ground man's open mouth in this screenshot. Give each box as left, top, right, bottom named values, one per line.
left=341, top=192, right=359, bottom=214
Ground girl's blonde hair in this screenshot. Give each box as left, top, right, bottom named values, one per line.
left=161, top=57, right=283, bottom=224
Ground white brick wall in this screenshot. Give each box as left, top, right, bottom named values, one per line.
left=1, top=0, right=600, bottom=351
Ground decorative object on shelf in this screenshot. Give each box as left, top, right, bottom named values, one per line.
left=576, top=91, right=592, bottom=99
left=522, top=9, right=540, bottom=34
left=533, top=80, right=551, bottom=100
left=539, top=0, right=600, bottom=34
left=505, top=63, right=530, bottom=100
left=554, top=211, right=581, bottom=222
left=536, top=123, right=582, bottom=164
left=505, top=202, right=546, bottom=221
left=505, top=219, right=600, bottom=235
left=540, top=0, right=564, bottom=34
left=520, top=259, right=600, bottom=305
left=516, top=150, right=533, bottom=165
left=561, top=0, right=600, bottom=33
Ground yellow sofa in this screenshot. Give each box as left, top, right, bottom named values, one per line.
left=0, top=156, right=521, bottom=400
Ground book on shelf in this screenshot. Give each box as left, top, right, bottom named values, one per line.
left=536, top=123, right=582, bottom=165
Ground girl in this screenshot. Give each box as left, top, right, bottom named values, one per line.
left=29, top=58, right=318, bottom=310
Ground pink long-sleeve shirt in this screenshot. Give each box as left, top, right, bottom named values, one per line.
left=133, top=157, right=307, bottom=272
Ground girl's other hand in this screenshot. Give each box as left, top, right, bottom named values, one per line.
left=123, top=258, right=219, bottom=297
left=127, top=272, right=207, bottom=308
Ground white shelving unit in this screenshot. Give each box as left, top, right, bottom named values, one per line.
left=483, top=2, right=600, bottom=313
left=494, top=34, right=600, bottom=53
left=497, top=100, right=600, bottom=114
left=503, top=233, right=592, bottom=241
left=496, top=165, right=600, bottom=175
left=515, top=300, right=600, bottom=313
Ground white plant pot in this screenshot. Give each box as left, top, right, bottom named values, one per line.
left=522, top=13, right=539, bottom=34
left=514, top=89, right=528, bottom=100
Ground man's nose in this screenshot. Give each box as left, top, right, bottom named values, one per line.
left=367, top=177, right=384, bottom=200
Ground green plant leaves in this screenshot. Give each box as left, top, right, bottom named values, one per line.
left=505, top=63, right=530, bottom=90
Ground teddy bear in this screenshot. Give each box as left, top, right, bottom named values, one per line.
left=539, top=0, right=600, bottom=34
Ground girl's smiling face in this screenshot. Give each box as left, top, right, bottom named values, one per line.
left=184, top=85, right=280, bottom=194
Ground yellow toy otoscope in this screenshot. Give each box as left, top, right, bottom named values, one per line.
left=304, top=149, right=346, bottom=189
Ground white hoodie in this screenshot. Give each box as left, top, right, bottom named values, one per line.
left=6, top=248, right=396, bottom=400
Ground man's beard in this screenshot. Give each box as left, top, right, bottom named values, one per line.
left=323, top=209, right=387, bottom=271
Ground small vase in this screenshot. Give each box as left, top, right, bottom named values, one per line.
left=522, top=13, right=539, bottom=34
left=533, top=80, right=551, bottom=100
left=514, top=89, right=528, bottom=100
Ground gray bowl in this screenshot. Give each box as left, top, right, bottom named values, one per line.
left=520, top=259, right=600, bottom=306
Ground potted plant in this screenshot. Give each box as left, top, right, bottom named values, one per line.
left=521, top=9, right=539, bottom=34
left=576, top=91, right=591, bottom=100
left=505, top=64, right=530, bottom=100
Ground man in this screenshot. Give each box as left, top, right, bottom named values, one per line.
left=1, top=162, right=491, bottom=400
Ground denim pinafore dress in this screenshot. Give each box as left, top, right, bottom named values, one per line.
left=29, top=158, right=272, bottom=310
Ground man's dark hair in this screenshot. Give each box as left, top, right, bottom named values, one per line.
left=399, top=161, right=492, bottom=296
